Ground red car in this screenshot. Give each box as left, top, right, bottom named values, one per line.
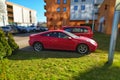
left=29, top=30, right=97, bottom=54
left=62, top=26, right=93, bottom=38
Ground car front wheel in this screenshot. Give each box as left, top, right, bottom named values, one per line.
left=33, top=42, right=43, bottom=52
left=77, top=44, right=89, bottom=54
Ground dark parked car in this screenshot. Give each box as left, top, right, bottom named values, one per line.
left=16, top=26, right=28, bottom=33
left=38, top=27, right=48, bottom=32
left=1, top=26, right=12, bottom=34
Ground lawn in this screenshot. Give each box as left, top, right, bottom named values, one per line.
left=0, top=32, right=120, bottom=80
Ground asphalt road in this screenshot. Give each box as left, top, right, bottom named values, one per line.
left=13, top=33, right=36, bottom=51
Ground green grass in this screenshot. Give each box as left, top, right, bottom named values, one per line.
left=0, top=32, right=120, bottom=80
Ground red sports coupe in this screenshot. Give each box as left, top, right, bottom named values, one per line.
left=29, top=30, right=98, bottom=54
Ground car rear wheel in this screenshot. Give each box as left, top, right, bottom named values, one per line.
left=77, top=44, right=89, bottom=54
left=33, top=42, right=43, bottom=52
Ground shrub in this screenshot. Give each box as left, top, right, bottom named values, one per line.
left=0, top=29, right=12, bottom=57
left=0, top=42, right=6, bottom=59
left=7, top=33, right=19, bottom=53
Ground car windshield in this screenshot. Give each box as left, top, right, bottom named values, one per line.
left=64, top=31, right=80, bottom=38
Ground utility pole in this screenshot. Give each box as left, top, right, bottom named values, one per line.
left=92, top=0, right=95, bottom=32
left=108, top=1, right=120, bottom=64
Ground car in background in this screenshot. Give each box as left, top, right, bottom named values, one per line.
left=29, top=30, right=97, bottom=54
left=26, top=26, right=38, bottom=32
left=38, top=26, right=48, bottom=32
left=1, top=26, right=12, bottom=34
left=16, top=26, right=28, bottom=33
left=62, top=26, right=93, bottom=38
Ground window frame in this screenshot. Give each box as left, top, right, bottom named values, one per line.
left=74, top=6, right=78, bottom=11
left=57, top=0, right=60, bottom=4
left=74, top=0, right=78, bottom=2
left=63, top=7, right=67, bottom=12
left=81, top=5, right=85, bottom=10
left=63, top=0, right=67, bottom=4
left=57, top=7, right=60, bottom=12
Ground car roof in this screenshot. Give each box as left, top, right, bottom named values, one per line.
left=62, top=26, right=91, bottom=28
left=30, top=30, right=65, bottom=36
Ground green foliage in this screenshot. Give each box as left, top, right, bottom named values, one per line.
left=0, top=42, right=5, bottom=59
left=7, top=33, right=19, bottom=52
left=0, top=29, right=12, bottom=57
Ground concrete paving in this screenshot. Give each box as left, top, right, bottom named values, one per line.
left=13, top=33, right=36, bottom=51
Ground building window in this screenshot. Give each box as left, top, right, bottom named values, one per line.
left=74, top=6, right=78, bottom=11
left=74, top=0, right=78, bottom=2
left=105, top=4, right=108, bottom=10
left=57, top=8, right=60, bottom=12
left=57, top=0, right=60, bottom=4
left=63, top=0, right=67, bottom=4
left=63, top=7, right=66, bottom=12
left=81, top=5, right=85, bottom=10
left=81, top=0, right=85, bottom=2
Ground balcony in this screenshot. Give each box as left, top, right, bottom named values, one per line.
left=44, top=12, right=47, bottom=16
left=44, top=0, right=46, bottom=3
left=8, top=14, right=13, bottom=17
left=94, top=12, right=99, bottom=15
left=94, top=0, right=103, bottom=6
left=94, top=3, right=100, bottom=7
left=44, top=5, right=46, bottom=10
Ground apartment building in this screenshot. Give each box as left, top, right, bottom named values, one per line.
left=0, top=0, right=8, bottom=26
left=95, top=0, right=120, bottom=34
left=44, top=0, right=104, bottom=30
left=6, top=2, right=37, bottom=26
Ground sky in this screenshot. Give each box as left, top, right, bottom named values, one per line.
left=8, top=0, right=46, bottom=22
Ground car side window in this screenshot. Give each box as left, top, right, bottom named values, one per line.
left=42, top=32, right=59, bottom=38
left=72, top=28, right=88, bottom=33
left=58, top=32, right=69, bottom=39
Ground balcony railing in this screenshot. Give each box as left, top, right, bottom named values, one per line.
left=44, top=0, right=46, bottom=3
left=44, top=12, right=47, bottom=16
left=44, top=5, right=46, bottom=10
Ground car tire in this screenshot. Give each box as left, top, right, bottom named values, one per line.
left=33, top=42, right=43, bottom=52
left=77, top=44, right=89, bottom=54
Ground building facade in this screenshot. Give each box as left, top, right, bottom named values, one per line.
left=6, top=2, right=37, bottom=26
left=0, top=0, right=8, bottom=26
left=44, top=0, right=104, bottom=30
left=95, top=0, right=120, bottom=34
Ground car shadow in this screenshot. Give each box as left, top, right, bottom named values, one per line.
left=72, top=63, right=120, bottom=80
left=8, top=47, right=90, bottom=60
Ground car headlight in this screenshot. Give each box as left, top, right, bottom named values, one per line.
left=86, top=39, right=96, bottom=45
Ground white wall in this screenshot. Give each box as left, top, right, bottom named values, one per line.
left=30, top=11, right=37, bottom=23
left=0, top=0, right=8, bottom=26
left=22, top=8, right=30, bottom=23
left=13, top=5, right=23, bottom=23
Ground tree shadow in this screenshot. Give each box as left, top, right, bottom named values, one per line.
left=13, top=32, right=39, bottom=37
left=93, top=32, right=120, bottom=52
left=72, top=63, right=120, bottom=80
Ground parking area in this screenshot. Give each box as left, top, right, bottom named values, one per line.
left=13, top=33, right=37, bottom=51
